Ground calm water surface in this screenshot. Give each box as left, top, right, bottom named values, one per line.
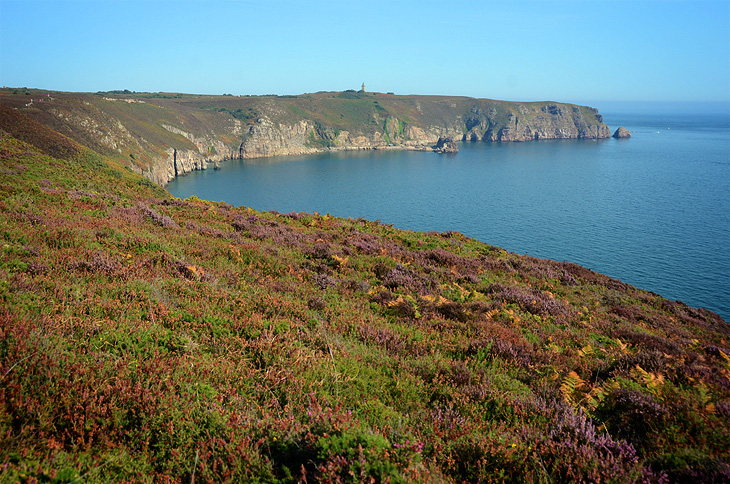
left=168, top=111, right=730, bottom=320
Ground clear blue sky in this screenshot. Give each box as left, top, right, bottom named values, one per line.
left=1, top=0, right=728, bottom=106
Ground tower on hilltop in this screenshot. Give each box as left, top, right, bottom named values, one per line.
left=361, top=82, right=366, bottom=93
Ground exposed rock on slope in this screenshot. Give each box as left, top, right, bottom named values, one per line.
left=240, top=118, right=320, bottom=158
left=0, top=89, right=613, bottom=186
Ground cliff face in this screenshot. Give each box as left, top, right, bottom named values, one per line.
left=153, top=123, right=240, bottom=185
left=240, top=118, right=320, bottom=159
left=0, top=89, right=611, bottom=186
left=468, top=104, right=612, bottom=142
left=239, top=100, right=608, bottom=159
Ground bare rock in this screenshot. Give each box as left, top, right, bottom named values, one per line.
left=613, top=127, right=632, bottom=138
left=434, top=137, right=459, bottom=153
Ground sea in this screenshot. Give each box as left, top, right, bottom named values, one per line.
left=167, top=105, right=730, bottom=321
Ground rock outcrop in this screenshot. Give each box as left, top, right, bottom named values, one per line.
left=240, top=118, right=319, bottom=158
left=613, top=127, right=632, bottom=138
left=434, top=137, right=459, bottom=153
left=475, top=105, right=611, bottom=142
left=144, top=124, right=240, bottom=185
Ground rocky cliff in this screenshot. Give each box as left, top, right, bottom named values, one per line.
left=0, top=89, right=612, bottom=186
left=466, top=104, right=611, bottom=141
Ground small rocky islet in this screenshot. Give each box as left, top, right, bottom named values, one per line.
left=613, top=126, right=632, bottom=138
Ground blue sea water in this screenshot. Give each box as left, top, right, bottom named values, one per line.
left=167, top=109, right=730, bottom=321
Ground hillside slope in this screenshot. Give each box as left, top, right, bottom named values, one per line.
left=1, top=115, right=728, bottom=482
left=0, top=88, right=611, bottom=186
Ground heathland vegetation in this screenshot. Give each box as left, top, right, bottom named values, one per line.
left=1, top=101, right=729, bottom=482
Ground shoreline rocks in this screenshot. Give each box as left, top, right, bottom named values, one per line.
left=434, top=137, right=459, bottom=154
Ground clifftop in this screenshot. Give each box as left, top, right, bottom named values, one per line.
left=0, top=88, right=611, bottom=186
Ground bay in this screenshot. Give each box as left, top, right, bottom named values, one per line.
left=167, top=110, right=730, bottom=321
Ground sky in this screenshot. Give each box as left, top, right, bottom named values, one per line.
left=1, top=0, right=729, bottom=107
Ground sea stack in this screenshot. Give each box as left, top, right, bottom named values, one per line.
left=434, top=136, right=459, bottom=153
left=613, top=127, right=632, bottom=138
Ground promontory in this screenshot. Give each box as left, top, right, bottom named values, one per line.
left=0, top=88, right=612, bottom=186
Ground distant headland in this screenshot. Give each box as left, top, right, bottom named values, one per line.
left=0, top=87, right=612, bottom=186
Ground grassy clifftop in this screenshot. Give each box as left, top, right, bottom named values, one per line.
left=1, top=110, right=729, bottom=482
left=164, top=90, right=605, bottom=135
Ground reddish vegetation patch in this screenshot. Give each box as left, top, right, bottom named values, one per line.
left=0, top=104, right=80, bottom=160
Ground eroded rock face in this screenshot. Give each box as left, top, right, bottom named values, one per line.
left=240, top=118, right=319, bottom=158
left=464, top=104, right=611, bottom=143
left=148, top=124, right=239, bottom=186
left=148, top=105, right=611, bottom=183
left=237, top=116, right=456, bottom=158
left=434, top=137, right=459, bottom=153
left=613, top=127, right=632, bottom=138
